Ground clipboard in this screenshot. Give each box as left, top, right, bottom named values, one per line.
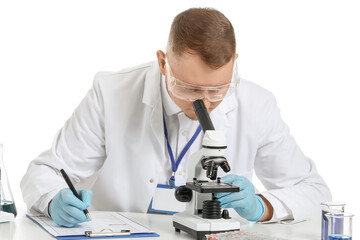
left=27, top=211, right=160, bottom=239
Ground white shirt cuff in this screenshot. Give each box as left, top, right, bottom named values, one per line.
left=28, top=189, right=62, bottom=217
left=259, top=192, right=294, bottom=223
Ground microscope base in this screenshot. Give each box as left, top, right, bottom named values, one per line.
left=173, top=212, right=240, bottom=240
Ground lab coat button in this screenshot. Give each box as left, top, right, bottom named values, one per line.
left=149, top=178, right=154, bottom=183
left=182, top=131, right=188, bottom=137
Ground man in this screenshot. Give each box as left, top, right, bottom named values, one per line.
left=21, top=8, right=331, bottom=227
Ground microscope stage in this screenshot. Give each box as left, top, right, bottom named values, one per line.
left=186, top=181, right=240, bottom=193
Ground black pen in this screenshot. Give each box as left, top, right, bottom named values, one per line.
left=60, top=169, right=92, bottom=221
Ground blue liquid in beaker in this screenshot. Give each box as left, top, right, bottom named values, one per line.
left=1, top=200, right=17, bottom=217
left=329, top=235, right=352, bottom=240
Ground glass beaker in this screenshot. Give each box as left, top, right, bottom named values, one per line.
left=0, top=144, right=17, bottom=217
left=321, top=202, right=346, bottom=240
left=325, top=212, right=354, bottom=240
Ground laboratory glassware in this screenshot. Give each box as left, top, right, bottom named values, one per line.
left=326, top=212, right=354, bottom=240
left=321, top=202, right=346, bottom=240
left=0, top=144, right=17, bottom=217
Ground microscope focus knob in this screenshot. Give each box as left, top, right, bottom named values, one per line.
left=222, top=209, right=231, bottom=219
left=174, top=186, right=192, bottom=202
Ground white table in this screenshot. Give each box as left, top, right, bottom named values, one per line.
left=0, top=208, right=321, bottom=239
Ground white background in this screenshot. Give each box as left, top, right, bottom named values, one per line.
left=1, top=0, right=359, bottom=227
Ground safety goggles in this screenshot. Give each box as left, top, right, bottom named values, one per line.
left=165, top=59, right=240, bottom=102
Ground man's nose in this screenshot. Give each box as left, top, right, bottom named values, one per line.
left=202, top=98, right=211, bottom=112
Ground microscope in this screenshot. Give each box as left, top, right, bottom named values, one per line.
left=173, top=100, right=240, bottom=240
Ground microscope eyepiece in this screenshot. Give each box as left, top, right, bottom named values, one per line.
left=193, top=99, right=215, bottom=133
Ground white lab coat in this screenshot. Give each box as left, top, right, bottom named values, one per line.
left=20, top=61, right=331, bottom=222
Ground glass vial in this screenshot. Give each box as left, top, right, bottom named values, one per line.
left=0, top=144, right=17, bottom=217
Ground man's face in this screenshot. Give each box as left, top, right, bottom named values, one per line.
left=157, top=50, right=236, bottom=120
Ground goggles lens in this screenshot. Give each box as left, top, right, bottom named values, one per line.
left=165, top=59, right=239, bottom=102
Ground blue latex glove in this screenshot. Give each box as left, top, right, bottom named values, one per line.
left=214, top=174, right=265, bottom=222
left=49, top=188, right=93, bottom=227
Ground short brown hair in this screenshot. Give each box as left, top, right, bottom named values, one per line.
left=167, top=8, right=236, bottom=69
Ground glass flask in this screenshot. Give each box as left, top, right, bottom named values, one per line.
left=326, top=212, right=354, bottom=240
left=0, top=144, right=17, bottom=217
left=321, top=202, right=346, bottom=240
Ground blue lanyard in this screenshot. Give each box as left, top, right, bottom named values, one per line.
left=163, top=115, right=202, bottom=188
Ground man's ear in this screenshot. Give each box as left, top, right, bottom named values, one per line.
left=156, top=50, right=166, bottom=76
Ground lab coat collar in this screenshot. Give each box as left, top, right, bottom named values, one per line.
left=142, top=62, right=164, bottom=150
left=209, top=88, right=238, bottom=134
left=217, top=88, right=238, bottom=115
left=161, top=75, right=182, bottom=116
left=142, top=61, right=162, bottom=108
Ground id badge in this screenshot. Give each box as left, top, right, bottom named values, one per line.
left=148, top=184, right=186, bottom=214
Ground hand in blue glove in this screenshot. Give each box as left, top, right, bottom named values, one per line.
left=214, top=174, right=265, bottom=222
left=49, top=188, right=93, bottom=227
